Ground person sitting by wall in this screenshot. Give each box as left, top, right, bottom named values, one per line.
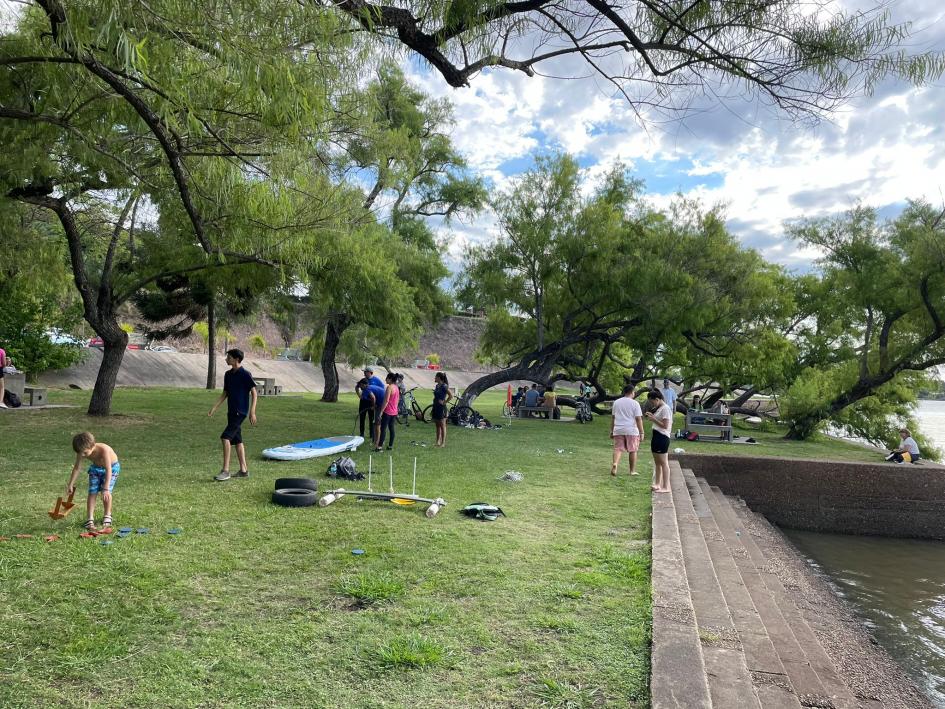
left=886, top=428, right=921, bottom=463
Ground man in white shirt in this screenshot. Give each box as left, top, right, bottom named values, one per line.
left=661, top=379, right=677, bottom=413
left=610, top=385, right=645, bottom=476
left=645, top=389, right=674, bottom=493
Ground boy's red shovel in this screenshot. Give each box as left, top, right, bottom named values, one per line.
left=48, top=491, right=76, bottom=520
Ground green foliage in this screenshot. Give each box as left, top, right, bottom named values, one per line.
left=192, top=322, right=209, bottom=347
left=0, top=207, right=84, bottom=378
left=248, top=334, right=267, bottom=353
left=782, top=202, right=945, bottom=442
left=426, top=353, right=440, bottom=365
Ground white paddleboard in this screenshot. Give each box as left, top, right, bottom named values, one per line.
left=263, top=435, right=364, bottom=461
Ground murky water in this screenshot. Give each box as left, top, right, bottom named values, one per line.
left=784, top=529, right=945, bottom=706
left=784, top=401, right=945, bottom=708
left=780, top=400, right=945, bottom=707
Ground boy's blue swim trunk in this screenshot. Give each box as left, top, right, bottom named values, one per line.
left=88, top=462, right=120, bottom=494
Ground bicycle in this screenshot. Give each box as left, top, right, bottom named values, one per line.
left=575, top=395, right=593, bottom=423
left=421, top=395, right=477, bottom=425
left=397, top=387, right=426, bottom=426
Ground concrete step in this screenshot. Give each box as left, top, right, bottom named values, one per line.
left=668, top=463, right=760, bottom=708
left=722, top=490, right=860, bottom=709
left=651, top=468, right=711, bottom=708
left=679, top=470, right=801, bottom=709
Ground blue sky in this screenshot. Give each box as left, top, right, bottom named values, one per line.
left=400, top=0, right=945, bottom=275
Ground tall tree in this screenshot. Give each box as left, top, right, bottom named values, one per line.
left=313, top=63, right=479, bottom=401
left=0, top=1, right=358, bottom=413
left=457, top=156, right=784, bottom=406
left=782, top=203, right=945, bottom=441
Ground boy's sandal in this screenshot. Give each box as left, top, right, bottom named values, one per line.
left=234, top=470, right=249, bottom=478
left=102, top=516, right=113, bottom=527
left=84, top=519, right=96, bottom=531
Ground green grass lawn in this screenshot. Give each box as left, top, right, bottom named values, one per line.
left=0, top=388, right=652, bottom=709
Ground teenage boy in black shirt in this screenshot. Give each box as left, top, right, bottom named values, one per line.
left=209, top=348, right=258, bottom=481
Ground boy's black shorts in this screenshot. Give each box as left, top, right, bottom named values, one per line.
left=221, top=413, right=246, bottom=445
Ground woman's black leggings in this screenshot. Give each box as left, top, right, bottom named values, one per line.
left=358, top=400, right=375, bottom=437
left=378, top=413, right=396, bottom=448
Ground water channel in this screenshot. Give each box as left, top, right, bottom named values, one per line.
left=781, top=399, right=945, bottom=706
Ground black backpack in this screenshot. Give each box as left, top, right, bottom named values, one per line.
left=460, top=502, right=505, bottom=521
left=326, top=456, right=363, bottom=480
left=3, top=390, right=21, bottom=408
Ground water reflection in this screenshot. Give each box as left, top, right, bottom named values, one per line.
left=784, top=529, right=945, bottom=707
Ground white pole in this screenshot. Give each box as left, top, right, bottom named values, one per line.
left=412, top=457, right=417, bottom=496
left=368, top=454, right=373, bottom=492
left=389, top=455, right=394, bottom=493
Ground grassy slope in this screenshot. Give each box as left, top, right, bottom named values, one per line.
left=0, top=389, right=651, bottom=709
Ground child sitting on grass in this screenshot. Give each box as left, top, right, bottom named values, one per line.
left=66, top=431, right=119, bottom=531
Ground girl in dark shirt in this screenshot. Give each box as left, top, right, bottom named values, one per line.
left=432, top=372, right=452, bottom=448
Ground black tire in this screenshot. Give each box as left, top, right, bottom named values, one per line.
left=587, top=413, right=593, bottom=423
left=274, top=477, right=318, bottom=492
left=397, top=411, right=409, bottom=426
left=272, top=488, right=317, bottom=507
left=421, top=404, right=434, bottom=423
left=453, top=405, right=474, bottom=425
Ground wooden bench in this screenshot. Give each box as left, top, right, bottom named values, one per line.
left=517, top=405, right=559, bottom=419
left=23, top=386, right=47, bottom=406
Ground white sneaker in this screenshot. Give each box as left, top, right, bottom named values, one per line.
left=0, top=402, right=7, bottom=409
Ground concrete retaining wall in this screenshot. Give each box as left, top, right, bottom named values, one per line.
left=675, top=453, right=945, bottom=540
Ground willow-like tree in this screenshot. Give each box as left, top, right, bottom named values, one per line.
left=331, top=0, right=943, bottom=117
left=782, top=203, right=945, bottom=444
left=457, top=154, right=782, bottom=406
left=314, top=63, right=479, bottom=402
left=0, top=1, right=360, bottom=414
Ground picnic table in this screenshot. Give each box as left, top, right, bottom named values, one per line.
left=253, top=377, right=281, bottom=396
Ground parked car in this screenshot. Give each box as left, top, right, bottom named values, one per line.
left=87, top=337, right=145, bottom=350
left=148, top=345, right=177, bottom=353
left=46, top=329, right=84, bottom=346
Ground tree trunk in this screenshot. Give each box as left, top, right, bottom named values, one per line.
left=87, top=326, right=128, bottom=416
left=320, top=315, right=349, bottom=403
left=206, top=296, right=217, bottom=389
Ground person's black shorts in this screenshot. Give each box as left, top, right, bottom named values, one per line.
left=0, top=367, right=4, bottom=379
left=651, top=430, right=670, bottom=454
left=221, top=412, right=246, bottom=444
left=431, top=403, right=446, bottom=421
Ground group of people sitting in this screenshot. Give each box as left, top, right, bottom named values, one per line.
left=511, top=383, right=560, bottom=419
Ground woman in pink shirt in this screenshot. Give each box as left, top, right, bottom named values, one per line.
left=0, top=347, right=8, bottom=409
left=375, top=371, right=401, bottom=451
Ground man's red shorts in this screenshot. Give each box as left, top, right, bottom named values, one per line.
left=613, top=435, right=641, bottom=452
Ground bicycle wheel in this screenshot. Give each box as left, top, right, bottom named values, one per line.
left=421, top=404, right=434, bottom=423
left=397, top=410, right=409, bottom=426
left=412, top=402, right=425, bottom=421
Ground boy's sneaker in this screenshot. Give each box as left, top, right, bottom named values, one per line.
left=234, top=470, right=249, bottom=478
left=214, top=470, right=231, bottom=482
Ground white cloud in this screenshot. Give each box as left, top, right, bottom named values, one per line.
left=406, top=0, right=945, bottom=272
